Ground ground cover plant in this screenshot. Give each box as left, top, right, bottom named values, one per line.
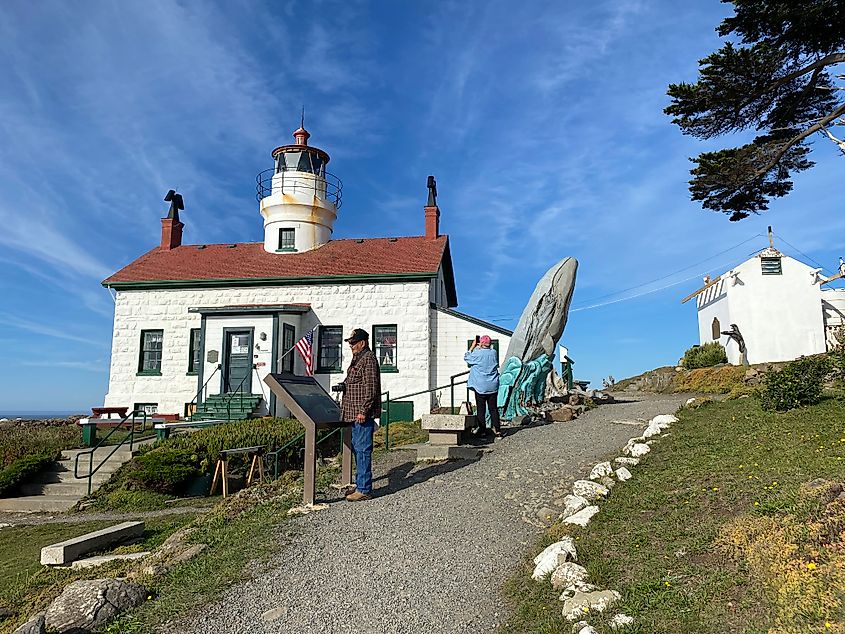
left=0, top=515, right=196, bottom=634
left=502, top=396, right=845, bottom=633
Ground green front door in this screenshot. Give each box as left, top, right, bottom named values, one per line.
left=223, top=330, right=253, bottom=393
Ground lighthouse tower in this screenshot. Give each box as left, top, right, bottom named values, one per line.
left=256, top=124, right=342, bottom=253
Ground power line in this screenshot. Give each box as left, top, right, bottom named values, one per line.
left=772, top=233, right=835, bottom=275
left=569, top=233, right=764, bottom=308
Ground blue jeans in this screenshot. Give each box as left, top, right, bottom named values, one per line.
left=352, top=418, right=375, bottom=494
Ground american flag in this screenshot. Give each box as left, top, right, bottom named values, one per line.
left=295, top=329, right=314, bottom=376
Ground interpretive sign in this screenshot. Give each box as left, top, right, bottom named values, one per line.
left=264, top=373, right=352, bottom=505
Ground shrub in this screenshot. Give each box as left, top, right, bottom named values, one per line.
left=760, top=356, right=831, bottom=412
left=0, top=424, right=80, bottom=467
left=124, top=447, right=200, bottom=494
left=682, top=342, right=728, bottom=369
left=0, top=453, right=55, bottom=497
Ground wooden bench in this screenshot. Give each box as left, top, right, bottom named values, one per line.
left=91, top=407, right=128, bottom=419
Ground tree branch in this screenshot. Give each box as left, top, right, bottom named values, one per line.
left=750, top=101, right=845, bottom=181
left=772, top=52, right=845, bottom=91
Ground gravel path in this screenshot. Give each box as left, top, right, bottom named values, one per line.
left=174, top=393, right=689, bottom=634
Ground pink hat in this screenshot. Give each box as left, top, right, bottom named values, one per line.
left=479, top=335, right=492, bottom=345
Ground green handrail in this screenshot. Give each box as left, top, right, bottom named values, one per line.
left=74, top=410, right=149, bottom=495
left=265, top=427, right=344, bottom=479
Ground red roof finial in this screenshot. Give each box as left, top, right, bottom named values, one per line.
left=293, top=106, right=310, bottom=145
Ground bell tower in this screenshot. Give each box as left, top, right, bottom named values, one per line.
left=257, top=122, right=342, bottom=253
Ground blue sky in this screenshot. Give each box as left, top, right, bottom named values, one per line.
left=1, top=0, right=843, bottom=412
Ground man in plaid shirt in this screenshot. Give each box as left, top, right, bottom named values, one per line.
left=340, top=328, right=381, bottom=501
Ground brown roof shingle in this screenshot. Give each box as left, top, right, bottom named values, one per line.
left=103, top=236, right=451, bottom=287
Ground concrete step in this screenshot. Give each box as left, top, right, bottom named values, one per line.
left=0, top=495, right=79, bottom=513
left=49, top=461, right=124, bottom=475
left=34, top=470, right=113, bottom=485
left=19, top=482, right=103, bottom=496
left=61, top=448, right=134, bottom=460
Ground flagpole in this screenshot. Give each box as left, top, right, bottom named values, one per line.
left=276, top=324, right=318, bottom=371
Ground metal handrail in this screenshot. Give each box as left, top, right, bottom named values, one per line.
left=188, top=364, right=221, bottom=417
left=265, top=426, right=344, bottom=479
left=379, top=370, right=472, bottom=450
left=255, top=167, right=343, bottom=208
left=74, top=410, right=149, bottom=495
left=223, top=364, right=257, bottom=421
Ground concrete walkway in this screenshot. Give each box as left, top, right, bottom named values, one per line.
left=176, top=393, right=688, bottom=634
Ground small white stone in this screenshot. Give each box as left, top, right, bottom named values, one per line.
left=589, top=461, right=613, bottom=480
left=532, top=537, right=578, bottom=579
left=641, top=423, right=662, bottom=438
left=615, top=467, right=632, bottom=481
left=609, top=613, right=635, bottom=629
left=572, top=480, right=609, bottom=501
left=562, top=506, right=599, bottom=527
left=561, top=494, right=589, bottom=517
left=651, top=414, right=678, bottom=426
left=550, top=562, right=589, bottom=589
left=628, top=443, right=650, bottom=458
left=577, top=627, right=598, bottom=634
left=685, top=397, right=696, bottom=406
left=614, top=457, right=639, bottom=467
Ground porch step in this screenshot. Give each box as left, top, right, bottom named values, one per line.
left=190, top=394, right=263, bottom=422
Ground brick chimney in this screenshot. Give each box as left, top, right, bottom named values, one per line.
left=160, top=217, right=183, bottom=250
left=425, top=175, right=440, bottom=239
left=160, top=189, right=185, bottom=250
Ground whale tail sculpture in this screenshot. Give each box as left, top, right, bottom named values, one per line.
left=498, top=257, right=578, bottom=420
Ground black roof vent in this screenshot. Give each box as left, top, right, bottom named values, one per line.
left=388, top=238, right=398, bottom=242
left=228, top=244, right=237, bottom=249
left=197, top=245, right=206, bottom=250
left=356, top=239, right=364, bottom=244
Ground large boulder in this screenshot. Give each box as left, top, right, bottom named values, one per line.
left=11, top=614, right=45, bottom=634
left=547, top=407, right=576, bottom=422
left=45, top=579, right=146, bottom=633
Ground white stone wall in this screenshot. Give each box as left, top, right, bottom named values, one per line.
left=695, top=278, right=734, bottom=362
left=696, top=255, right=825, bottom=364
left=429, top=307, right=511, bottom=411
left=104, top=281, right=433, bottom=417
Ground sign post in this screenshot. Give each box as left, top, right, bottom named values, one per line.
left=263, top=373, right=352, bottom=505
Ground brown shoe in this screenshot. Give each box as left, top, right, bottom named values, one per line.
left=345, top=491, right=372, bottom=502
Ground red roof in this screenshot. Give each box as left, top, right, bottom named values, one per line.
left=104, top=236, right=451, bottom=286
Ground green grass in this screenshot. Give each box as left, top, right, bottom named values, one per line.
left=374, top=420, right=428, bottom=451
left=0, top=515, right=196, bottom=633
left=502, top=396, right=845, bottom=634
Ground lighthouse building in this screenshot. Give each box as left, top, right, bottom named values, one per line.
left=101, top=126, right=511, bottom=421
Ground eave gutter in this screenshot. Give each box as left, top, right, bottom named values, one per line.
left=102, top=271, right=438, bottom=291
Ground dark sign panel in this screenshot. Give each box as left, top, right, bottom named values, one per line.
left=267, top=373, right=342, bottom=425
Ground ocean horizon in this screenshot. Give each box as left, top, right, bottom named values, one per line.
left=0, top=411, right=86, bottom=420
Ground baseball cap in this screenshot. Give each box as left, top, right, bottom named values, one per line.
left=479, top=335, right=492, bottom=345
left=345, top=328, right=369, bottom=344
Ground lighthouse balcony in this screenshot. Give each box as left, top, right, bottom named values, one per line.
left=255, top=167, right=342, bottom=208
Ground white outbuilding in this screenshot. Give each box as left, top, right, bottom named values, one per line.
left=101, top=125, right=511, bottom=421
left=685, top=236, right=844, bottom=365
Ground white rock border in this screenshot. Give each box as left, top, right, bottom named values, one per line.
left=528, top=410, right=681, bottom=628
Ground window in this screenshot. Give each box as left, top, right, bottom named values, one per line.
left=467, top=338, right=500, bottom=362
left=317, top=326, right=343, bottom=373
left=761, top=257, right=782, bottom=275
left=373, top=325, right=398, bottom=371
left=282, top=324, right=295, bottom=373
left=133, top=403, right=157, bottom=416
left=711, top=318, right=721, bottom=341
left=138, top=330, right=163, bottom=374
left=188, top=328, right=201, bottom=374
left=278, top=228, right=295, bottom=251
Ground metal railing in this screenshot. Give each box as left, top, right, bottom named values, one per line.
left=380, top=370, right=471, bottom=450
left=188, top=364, right=221, bottom=418
left=255, top=167, right=343, bottom=208
left=222, top=364, right=258, bottom=421
left=74, top=410, right=149, bottom=495
left=265, top=427, right=344, bottom=479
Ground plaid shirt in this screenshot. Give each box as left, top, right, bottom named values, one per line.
left=340, top=346, right=382, bottom=421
